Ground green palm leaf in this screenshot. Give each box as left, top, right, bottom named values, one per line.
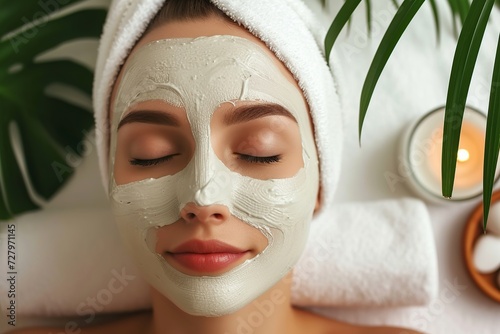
left=441, top=0, right=495, bottom=199
left=365, top=0, right=373, bottom=36
left=0, top=97, right=38, bottom=218
left=0, top=5, right=106, bottom=220
left=482, top=35, right=500, bottom=230
left=446, top=0, right=461, bottom=36
left=322, top=0, right=499, bottom=229
left=359, top=0, right=425, bottom=141
left=325, top=0, right=363, bottom=63
left=429, top=0, right=441, bottom=42
left=445, top=0, right=470, bottom=25
left=0, top=9, right=107, bottom=67
left=456, top=0, right=472, bottom=23
left=3, top=60, right=94, bottom=198
left=0, top=0, right=86, bottom=36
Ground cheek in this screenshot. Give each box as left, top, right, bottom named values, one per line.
left=113, top=147, right=129, bottom=185
left=113, top=134, right=136, bottom=185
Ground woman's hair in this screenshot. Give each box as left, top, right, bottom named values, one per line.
left=146, top=0, right=230, bottom=32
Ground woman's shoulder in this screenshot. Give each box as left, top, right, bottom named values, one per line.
left=293, top=307, right=424, bottom=334
left=6, top=311, right=152, bottom=334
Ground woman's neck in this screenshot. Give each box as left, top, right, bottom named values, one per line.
left=149, top=273, right=296, bottom=334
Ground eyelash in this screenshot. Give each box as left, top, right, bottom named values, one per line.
left=238, top=154, right=281, bottom=164
left=129, top=153, right=281, bottom=167
left=129, top=154, right=178, bottom=167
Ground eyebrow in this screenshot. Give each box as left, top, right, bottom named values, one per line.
left=223, top=103, right=297, bottom=125
left=118, top=110, right=180, bottom=129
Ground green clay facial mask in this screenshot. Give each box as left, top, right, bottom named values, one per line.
left=109, top=35, right=319, bottom=316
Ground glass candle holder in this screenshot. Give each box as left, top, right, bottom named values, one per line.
left=400, top=106, right=500, bottom=203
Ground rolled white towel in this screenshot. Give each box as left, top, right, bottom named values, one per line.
left=292, top=198, right=438, bottom=307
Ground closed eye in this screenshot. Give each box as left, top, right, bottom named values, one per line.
left=237, top=154, right=281, bottom=164
left=129, top=154, right=180, bottom=167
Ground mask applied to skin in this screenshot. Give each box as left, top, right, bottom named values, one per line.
left=109, top=35, right=319, bottom=316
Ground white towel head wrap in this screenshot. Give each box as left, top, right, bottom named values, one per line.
left=93, top=0, right=343, bottom=212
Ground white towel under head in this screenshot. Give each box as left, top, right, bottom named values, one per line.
left=92, top=0, right=344, bottom=213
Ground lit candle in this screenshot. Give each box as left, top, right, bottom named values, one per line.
left=400, top=106, right=499, bottom=202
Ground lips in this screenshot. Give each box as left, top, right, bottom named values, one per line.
left=165, top=240, right=249, bottom=274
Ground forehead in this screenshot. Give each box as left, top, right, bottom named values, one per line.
left=113, top=36, right=305, bottom=119
left=108, top=15, right=307, bottom=120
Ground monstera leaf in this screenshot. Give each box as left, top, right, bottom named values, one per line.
left=325, top=0, right=500, bottom=229
left=0, top=1, right=106, bottom=220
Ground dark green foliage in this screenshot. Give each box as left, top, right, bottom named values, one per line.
left=0, top=3, right=106, bottom=220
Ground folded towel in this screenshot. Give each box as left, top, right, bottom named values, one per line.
left=0, top=198, right=437, bottom=316
left=293, top=198, right=438, bottom=307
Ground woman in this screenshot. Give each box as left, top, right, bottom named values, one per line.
left=10, top=0, right=423, bottom=333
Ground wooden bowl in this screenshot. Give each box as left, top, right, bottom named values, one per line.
left=463, top=190, right=500, bottom=302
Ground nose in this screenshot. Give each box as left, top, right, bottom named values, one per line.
left=180, top=202, right=230, bottom=224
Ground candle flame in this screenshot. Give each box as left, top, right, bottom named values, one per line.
left=457, top=148, right=470, bottom=162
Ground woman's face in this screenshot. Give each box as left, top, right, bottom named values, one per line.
left=108, top=15, right=319, bottom=316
